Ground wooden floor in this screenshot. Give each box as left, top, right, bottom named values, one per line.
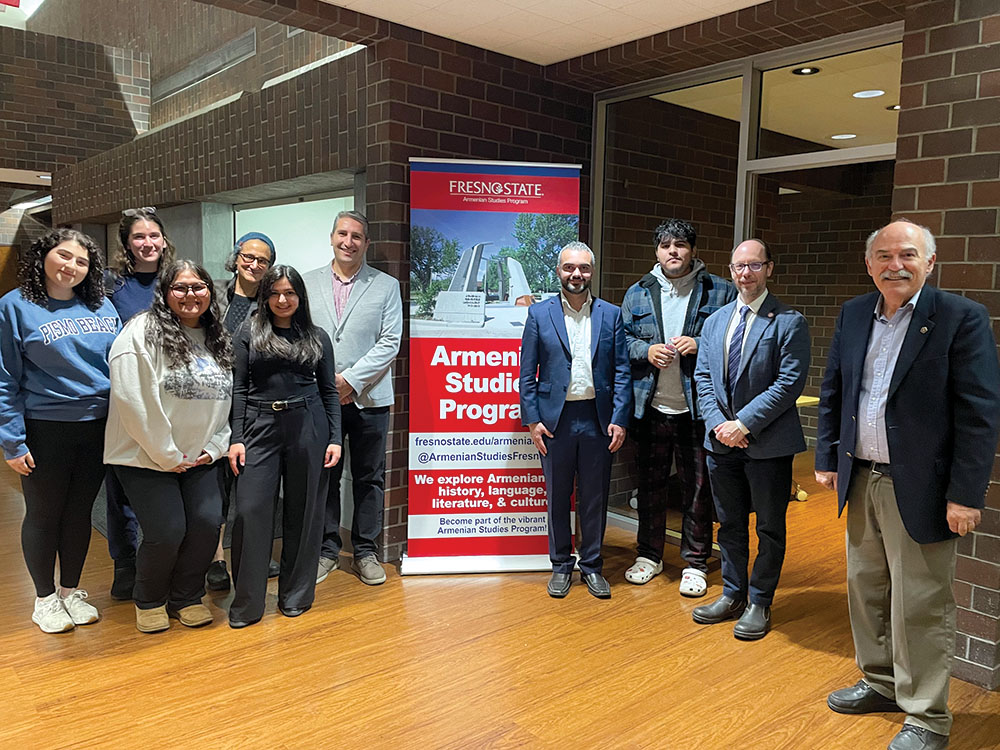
left=2, top=455, right=999, bottom=750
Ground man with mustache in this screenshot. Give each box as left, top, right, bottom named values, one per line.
left=816, top=220, right=1000, bottom=750
left=519, top=241, right=632, bottom=599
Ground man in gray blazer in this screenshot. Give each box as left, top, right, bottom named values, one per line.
left=692, top=238, right=810, bottom=640
left=304, top=210, right=403, bottom=586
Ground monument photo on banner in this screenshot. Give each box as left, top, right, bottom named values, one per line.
left=402, top=158, right=582, bottom=575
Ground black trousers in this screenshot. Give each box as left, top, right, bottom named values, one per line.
left=320, top=403, right=388, bottom=560
left=114, top=462, right=224, bottom=610
left=230, top=395, right=330, bottom=622
left=705, top=450, right=793, bottom=606
left=20, top=418, right=106, bottom=597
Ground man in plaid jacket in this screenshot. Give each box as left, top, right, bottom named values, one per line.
left=620, top=219, right=735, bottom=597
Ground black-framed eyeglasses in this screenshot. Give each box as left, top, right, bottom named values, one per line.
left=169, top=283, right=210, bottom=298
left=122, top=206, right=157, bottom=217
left=729, top=261, right=771, bottom=273
left=237, top=252, right=271, bottom=268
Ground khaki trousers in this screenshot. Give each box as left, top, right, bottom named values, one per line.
left=845, top=465, right=957, bottom=735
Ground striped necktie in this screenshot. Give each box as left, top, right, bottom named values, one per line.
left=727, top=305, right=750, bottom=399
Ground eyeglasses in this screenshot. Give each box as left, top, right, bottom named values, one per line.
left=169, top=283, right=210, bottom=298
left=729, top=261, right=771, bottom=273
left=122, top=206, right=157, bottom=217
left=237, top=252, right=271, bottom=268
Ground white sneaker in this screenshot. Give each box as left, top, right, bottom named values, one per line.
left=32, top=593, right=75, bottom=633
left=59, top=589, right=100, bottom=625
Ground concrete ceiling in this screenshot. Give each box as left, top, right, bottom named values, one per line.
left=320, top=0, right=767, bottom=65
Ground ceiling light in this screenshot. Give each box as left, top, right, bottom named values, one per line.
left=37, top=174, right=51, bottom=180
left=886, top=104, right=901, bottom=111
left=12, top=195, right=52, bottom=210
left=792, top=66, right=820, bottom=75
left=831, top=134, right=857, bottom=140
left=853, top=89, right=885, bottom=99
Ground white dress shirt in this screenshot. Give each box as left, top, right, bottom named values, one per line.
left=561, top=292, right=595, bottom=401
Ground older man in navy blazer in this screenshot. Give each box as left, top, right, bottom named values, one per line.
left=692, top=238, right=810, bottom=640
left=519, top=241, right=632, bottom=599
left=816, top=220, right=1000, bottom=750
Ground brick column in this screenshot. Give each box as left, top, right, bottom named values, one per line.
left=892, top=0, right=1000, bottom=689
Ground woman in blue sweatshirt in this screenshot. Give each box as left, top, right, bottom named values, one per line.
left=0, top=228, right=121, bottom=634
left=102, top=207, right=176, bottom=601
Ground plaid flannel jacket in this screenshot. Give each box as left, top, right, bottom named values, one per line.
left=621, top=266, right=736, bottom=421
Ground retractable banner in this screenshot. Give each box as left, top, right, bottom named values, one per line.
left=401, top=158, right=581, bottom=574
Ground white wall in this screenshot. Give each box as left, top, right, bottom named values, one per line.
left=234, top=195, right=353, bottom=277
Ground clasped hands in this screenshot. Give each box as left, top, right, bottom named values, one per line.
left=529, top=421, right=626, bottom=456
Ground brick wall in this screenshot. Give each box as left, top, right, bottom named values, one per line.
left=27, top=0, right=350, bottom=129
left=52, top=48, right=365, bottom=223
left=891, top=0, right=1000, bottom=689
left=0, top=27, right=147, bottom=173
left=362, top=28, right=593, bottom=560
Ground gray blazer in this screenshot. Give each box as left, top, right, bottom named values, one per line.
left=303, top=262, right=403, bottom=409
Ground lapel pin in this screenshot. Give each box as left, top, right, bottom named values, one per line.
left=920, top=326, right=928, bottom=334
left=768, top=312, right=774, bottom=318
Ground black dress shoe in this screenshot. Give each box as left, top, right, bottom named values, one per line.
left=278, top=604, right=310, bottom=618
left=110, top=561, right=136, bottom=601
left=733, top=602, right=770, bottom=640
left=268, top=559, right=280, bottom=578
left=827, top=680, right=903, bottom=714
left=888, top=725, right=949, bottom=750
left=547, top=571, right=572, bottom=598
left=582, top=572, right=611, bottom=599
left=692, top=594, right=746, bottom=624
left=228, top=617, right=261, bottom=629
left=206, top=560, right=231, bottom=592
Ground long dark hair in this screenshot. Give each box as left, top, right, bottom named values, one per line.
left=250, top=264, right=323, bottom=367
left=112, top=208, right=176, bottom=276
left=19, top=228, right=106, bottom=311
left=145, top=259, right=233, bottom=369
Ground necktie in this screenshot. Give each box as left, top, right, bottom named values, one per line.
left=727, top=305, right=750, bottom=399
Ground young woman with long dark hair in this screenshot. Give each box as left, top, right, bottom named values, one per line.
left=104, top=260, right=233, bottom=633
left=228, top=264, right=341, bottom=628
left=0, top=228, right=120, bottom=633
left=102, top=207, right=177, bottom=600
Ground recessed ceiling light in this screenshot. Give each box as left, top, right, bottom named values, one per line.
left=831, top=134, right=857, bottom=140
left=792, top=66, right=820, bottom=75
left=886, top=104, right=901, bottom=111
left=853, top=89, right=885, bottom=99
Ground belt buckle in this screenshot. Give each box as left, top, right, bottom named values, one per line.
left=271, top=400, right=287, bottom=411
left=870, top=460, right=885, bottom=476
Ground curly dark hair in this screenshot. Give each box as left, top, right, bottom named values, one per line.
left=18, top=228, right=106, bottom=311
left=145, top=259, right=233, bottom=370
left=653, top=218, right=697, bottom=249
left=250, top=264, right=323, bottom=368
left=112, top=208, right=176, bottom=276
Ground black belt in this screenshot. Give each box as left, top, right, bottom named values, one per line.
left=853, top=457, right=891, bottom=476
left=248, top=396, right=308, bottom=412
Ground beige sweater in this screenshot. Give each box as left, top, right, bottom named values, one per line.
left=104, top=312, right=232, bottom=471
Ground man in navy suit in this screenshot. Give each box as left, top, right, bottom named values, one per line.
left=692, top=238, right=810, bottom=640
left=816, top=220, right=1000, bottom=750
left=519, top=241, right=632, bottom=599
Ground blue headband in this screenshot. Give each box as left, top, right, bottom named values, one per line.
left=235, top=232, right=276, bottom=260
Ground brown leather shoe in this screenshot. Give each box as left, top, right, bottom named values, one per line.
left=168, top=604, right=213, bottom=628
left=135, top=604, right=169, bottom=633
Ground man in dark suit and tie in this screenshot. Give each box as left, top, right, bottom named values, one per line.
left=692, top=238, right=810, bottom=640
left=519, top=241, right=632, bottom=599
left=816, top=220, right=1000, bottom=750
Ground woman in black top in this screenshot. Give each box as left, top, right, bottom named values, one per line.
left=209, top=231, right=277, bottom=591
left=227, top=265, right=341, bottom=627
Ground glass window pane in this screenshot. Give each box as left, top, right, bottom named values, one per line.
left=758, top=43, right=901, bottom=158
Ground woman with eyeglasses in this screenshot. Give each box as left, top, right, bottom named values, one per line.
left=227, top=265, right=341, bottom=628
left=206, top=231, right=278, bottom=593
left=104, top=260, right=233, bottom=633
left=0, top=229, right=120, bottom=633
